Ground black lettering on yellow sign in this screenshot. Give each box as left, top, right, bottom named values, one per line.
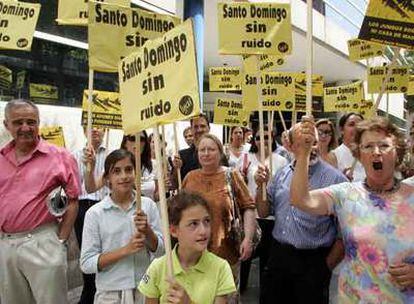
left=95, top=3, right=128, bottom=27
left=222, top=4, right=288, bottom=22
left=142, top=73, right=165, bottom=95
left=121, top=32, right=188, bottom=82
left=140, top=99, right=171, bottom=121
left=131, top=10, right=175, bottom=32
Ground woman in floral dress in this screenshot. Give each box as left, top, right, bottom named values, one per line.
left=289, top=117, right=414, bottom=303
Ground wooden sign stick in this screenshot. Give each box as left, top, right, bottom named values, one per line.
left=135, top=133, right=142, bottom=211
left=153, top=125, right=173, bottom=278
left=86, top=69, right=94, bottom=172
left=305, top=0, right=313, bottom=117
left=173, top=122, right=182, bottom=189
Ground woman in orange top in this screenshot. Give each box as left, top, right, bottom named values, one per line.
left=182, top=133, right=256, bottom=302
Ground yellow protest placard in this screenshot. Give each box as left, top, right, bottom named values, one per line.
left=213, top=97, right=249, bottom=127
left=324, top=81, right=364, bottom=112
left=125, top=7, right=181, bottom=52
left=30, top=83, right=59, bottom=102
left=0, top=0, right=40, bottom=51
left=408, top=75, right=414, bottom=96
left=294, top=73, right=324, bottom=112
left=40, top=126, right=65, bottom=148
left=88, top=1, right=181, bottom=72
left=358, top=0, right=414, bottom=50
left=242, top=72, right=295, bottom=112
left=209, top=67, right=242, bottom=91
left=367, top=66, right=409, bottom=94
left=218, top=2, right=292, bottom=55
left=359, top=99, right=376, bottom=119
left=0, top=65, right=12, bottom=89
left=88, top=1, right=131, bottom=72
left=119, top=19, right=200, bottom=134
left=57, top=0, right=130, bottom=26
left=81, top=90, right=122, bottom=129
left=347, top=39, right=385, bottom=61
left=243, top=54, right=286, bottom=73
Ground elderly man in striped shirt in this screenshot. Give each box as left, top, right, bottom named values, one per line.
left=255, top=122, right=347, bottom=304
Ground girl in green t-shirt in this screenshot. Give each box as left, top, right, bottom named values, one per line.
left=139, top=191, right=236, bottom=304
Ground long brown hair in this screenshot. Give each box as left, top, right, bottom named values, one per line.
left=316, top=119, right=338, bottom=151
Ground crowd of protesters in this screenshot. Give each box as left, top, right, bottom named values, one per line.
left=1, top=99, right=414, bottom=304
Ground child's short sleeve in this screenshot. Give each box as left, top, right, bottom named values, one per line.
left=138, top=258, right=162, bottom=299
left=216, top=259, right=237, bottom=296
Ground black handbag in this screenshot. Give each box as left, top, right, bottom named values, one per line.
left=225, top=168, right=262, bottom=250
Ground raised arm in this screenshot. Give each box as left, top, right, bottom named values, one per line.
left=83, top=146, right=105, bottom=193
left=289, top=118, right=334, bottom=216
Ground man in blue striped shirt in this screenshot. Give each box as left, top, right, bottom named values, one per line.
left=255, top=122, right=347, bottom=304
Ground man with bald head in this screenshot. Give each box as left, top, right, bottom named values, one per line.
left=0, top=99, right=80, bottom=304
left=254, top=121, right=346, bottom=304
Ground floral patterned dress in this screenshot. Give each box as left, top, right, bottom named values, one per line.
left=324, top=182, right=414, bottom=303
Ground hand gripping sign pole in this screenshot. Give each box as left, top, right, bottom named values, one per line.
left=173, top=122, right=182, bottom=189
left=374, top=47, right=399, bottom=113
left=153, top=124, right=173, bottom=278
left=305, top=0, right=313, bottom=117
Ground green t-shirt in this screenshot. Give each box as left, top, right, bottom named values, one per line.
left=138, top=248, right=236, bottom=303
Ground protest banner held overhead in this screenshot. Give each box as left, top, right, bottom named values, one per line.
left=242, top=72, right=295, bottom=112
left=56, top=0, right=130, bottom=26
left=40, top=126, right=66, bottom=148
left=359, top=99, right=376, bottom=119
left=81, top=90, right=122, bottom=129
left=243, top=54, right=286, bottom=73
left=359, top=0, right=414, bottom=50
left=294, top=73, right=324, bottom=112
left=347, top=38, right=385, bottom=61
left=29, top=83, right=59, bottom=103
left=88, top=1, right=181, bottom=72
left=119, top=19, right=200, bottom=134
left=218, top=2, right=292, bottom=55
left=0, top=0, right=40, bottom=51
left=367, top=65, right=409, bottom=94
left=209, top=67, right=242, bottom=91
left=88, top=1, right=131, bottom=72
left=324, top=81, right=365, bottom=112
left=214, top=97, right=249, bottom=127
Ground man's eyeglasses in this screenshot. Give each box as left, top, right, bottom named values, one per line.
left=359, top=141, right=395, bottom=153
left=317, top=129, right=332, bottom=137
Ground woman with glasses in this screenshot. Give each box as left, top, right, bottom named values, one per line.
left=289, top=117, right=414, bottom=303
left=182, top=133, right=256, bottom=303
left=316, top=119, right=338, bottom=167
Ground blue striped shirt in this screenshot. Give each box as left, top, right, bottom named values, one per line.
left=267, top=159, right=347, bottom=249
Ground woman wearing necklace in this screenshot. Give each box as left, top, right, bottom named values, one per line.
left=289, top=117, right=414, bottom=303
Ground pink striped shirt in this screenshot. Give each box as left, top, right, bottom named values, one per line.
left=0, top=139, right=80, bottom=233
